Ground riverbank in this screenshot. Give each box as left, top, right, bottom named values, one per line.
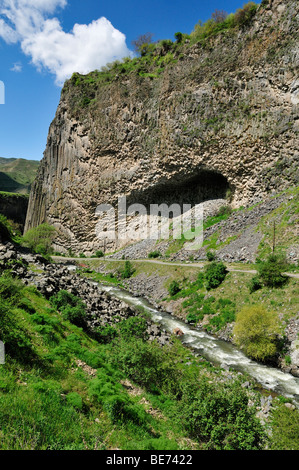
left=61, top=257, right=299, bottom=379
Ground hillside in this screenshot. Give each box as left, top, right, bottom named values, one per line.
left=0, top=241, right=298, bottom=450
left=0, top=157, right=40, bottom=194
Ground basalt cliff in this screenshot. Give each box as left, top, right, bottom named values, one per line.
left=25, top=0, right=299, bottom=255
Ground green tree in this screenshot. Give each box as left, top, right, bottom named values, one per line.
left=257, top=254, right=288, bottom=288
left=233, top=305, right=281, bottom=362
left=22, top=223, right=56, bottom=256
left=204, top=261, right=227, bottom=290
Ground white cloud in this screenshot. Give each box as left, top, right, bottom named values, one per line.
left=0, top=0, right=131, bottom=85
left=10, top=61, right=22, bottom=72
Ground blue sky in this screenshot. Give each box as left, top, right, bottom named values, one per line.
left=0, top=0, right=260, bottom=161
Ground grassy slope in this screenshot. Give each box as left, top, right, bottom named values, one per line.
left=0, top=158, right=39, bottom=194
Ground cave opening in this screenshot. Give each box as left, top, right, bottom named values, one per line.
left=127, top=169, right=231, bottom=215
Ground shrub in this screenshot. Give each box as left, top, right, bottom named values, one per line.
left=257, top=254, right=289, bottom=288
left=120, top=261, right=136, bottom=279
left=186, top=313, right=199, bottom=324
left=148, top=250, right=161, bottom=259
left=248, top=275, right=262, bottom=293
left=50, top=290, right=87, bottom=329
left=233, top=305, right=281, bottom=362
left=22, top=223, right=56, bottom=256
left=61, top=305, right=87, bottom=329
left=168, top=280, right=181, bottom=296
left=93, top=325, right=117, bottom=344
left=50, top=290, right=85, bottom=311
left=234, top=2, right=258, bottom=27
left=206, top=251, right=216, bottom=261
left=95, top=250, right=104, bottom=258
left=204, top=262, right=228, bottom=290
left=118, top=317, right=149, bottom=340
left=180, top=379, right=265, bottom=450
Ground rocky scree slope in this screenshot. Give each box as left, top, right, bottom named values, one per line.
left=25, top=0, right=299, bottom=255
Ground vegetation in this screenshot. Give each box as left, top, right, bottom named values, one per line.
left=22, top=223, right=56, bottom=258
left=256, top=254, right=289, bottom=288
left=0, top=157, right=39, bottom=194
left=204, top=261, right=228, bottom=290
left=0, top=268, right=275, bottom=450
left=233, top=305, right=281, bottom=362
left=118, top=260, right=136, bottom=279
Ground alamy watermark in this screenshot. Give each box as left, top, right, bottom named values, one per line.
left=0, top=81, right=5, bottom=104
left=0, top=341, right=5, bottom=364
left=95, top=196, right=204, bottom=250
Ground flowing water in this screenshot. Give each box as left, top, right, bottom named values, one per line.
left=99, top=283, right=299, bottom=406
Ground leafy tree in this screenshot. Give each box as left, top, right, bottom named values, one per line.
left=233, top=305, right=281, bottom=361
left=22, top=223, right=56, bottom=256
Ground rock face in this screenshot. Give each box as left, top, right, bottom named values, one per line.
left=25, top=0, right=299, bottom=254
left=0, top=193, right=29, bottom=230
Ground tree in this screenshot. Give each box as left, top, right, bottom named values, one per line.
left=211, top=9, right=228, bottom=24
left=204, top=261, right=227, bottom=290
left=22, top=223, right=56, bottom=256
left=131, top=33, right=154, bottom=56
left=257, top=254, right=288, bottom=288
left=233, top=305, right=281, bottom=362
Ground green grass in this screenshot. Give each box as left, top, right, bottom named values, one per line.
left=3, top=264, right=290, bottom=450
left=0, top=158, right=39, bottom=194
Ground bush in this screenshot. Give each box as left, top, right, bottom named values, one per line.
left=61, top=305, right=87, bottom=329
left=233, top=305, right=281, bottom=362
left=180, top=379, right=265, bottom=450
left=120, top=261, right=136, bottom=279
left=206, top=251, right=216, bottom=261
left=234, top=2, right=258, bottom=27
left=257, top=254, right=289, bottom=288
left=93, top=325, right=117, bottom=344
left=50, top=290, right=87, bottom=329
left=204, top=262, right=228, bottom=290
left=248, top=275, right=262, bottom=293
left=118, top=317, right=149, bottom=340
left=148, top=251, right=161, bottom=259
left=22, top=223, right=56, bottom=256
left=168, top=280, right=181, bottom=296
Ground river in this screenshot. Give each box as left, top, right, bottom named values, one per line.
left=98, top=283, right=299, bottom=407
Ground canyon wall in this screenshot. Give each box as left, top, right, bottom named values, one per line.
left=25, top=0, right=299, bottom=254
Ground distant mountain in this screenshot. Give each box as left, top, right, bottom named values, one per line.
left=0, top=157, right=40, bottom=194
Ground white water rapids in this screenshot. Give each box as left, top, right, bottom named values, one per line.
left=99, top=283, right=299, bottom=407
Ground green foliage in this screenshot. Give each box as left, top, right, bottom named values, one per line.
left=168, top=280, right=181, bottom=296
left=206, top=250, right=216, bottom=261
left=66, top=392, right=83, bottom=410
left=269, top=403, right=299, bottom=450
left=50, top=290, right=87, bottom=329
left=119, top=261, right=136, bottom=279
left=180, top=379, right=265, bottom=450
left=117, top=316, right=149, bottom=340
left=22, top=223, right=56, bottom=256
left=204, top=261, right=228, bottom=290
left=233, top=305, right=281, bottom=362
left=248, top=275, right=262, bottom=293
left=234, top=2, right=258, bottom=27
left=257, top=254, right=289, bottom=288
left=148, top=250, right=161, bottom=259
left=93, top=325, right=117, bottom=344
